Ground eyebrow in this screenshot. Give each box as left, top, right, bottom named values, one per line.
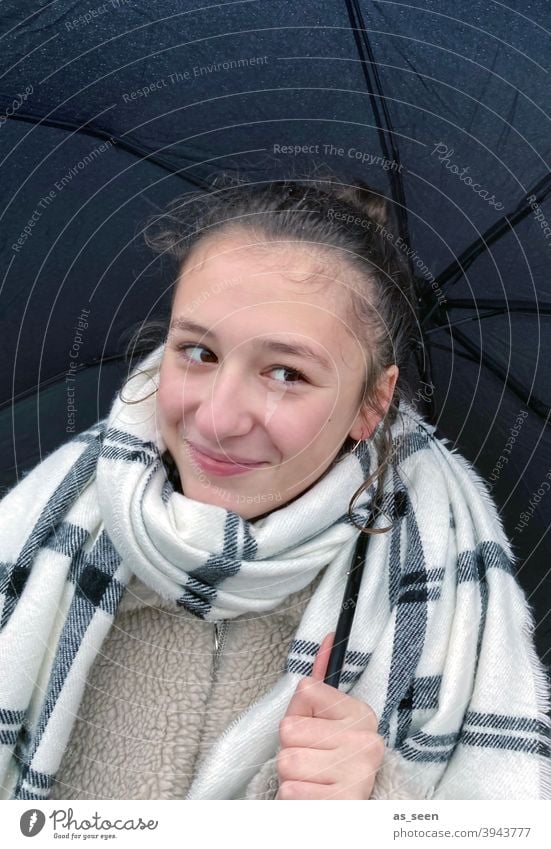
left=169, top=317, right=333, bottom=372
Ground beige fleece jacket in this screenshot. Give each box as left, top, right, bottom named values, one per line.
left=49, top=569, right=430, bottom=801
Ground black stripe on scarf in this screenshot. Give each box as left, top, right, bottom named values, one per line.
left=12, top=530, right=125, bottom=800
left=0, top=435, right=102, bottom=631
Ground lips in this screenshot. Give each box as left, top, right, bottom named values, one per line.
left=189, top=443, right=264, bottom=465
left=186, top=442, right=268, bottom=475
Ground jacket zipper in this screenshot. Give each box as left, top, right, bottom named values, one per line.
left=213, top=620, right=229, bottom=677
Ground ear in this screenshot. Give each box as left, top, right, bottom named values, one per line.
left=348, top=365, right=399, bottom=441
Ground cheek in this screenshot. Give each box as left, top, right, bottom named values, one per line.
left=272, top=404, right=332, bottom=458
left=157, top=369, right=185, bottom=423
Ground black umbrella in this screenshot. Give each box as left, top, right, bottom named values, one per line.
left=1, top=0, right=550, bottom=677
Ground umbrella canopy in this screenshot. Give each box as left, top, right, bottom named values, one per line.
left=1, top=0, right=550, bottom=667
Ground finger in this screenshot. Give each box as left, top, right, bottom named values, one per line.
left=285, top=678, right=378, bottom=725
left=277, top=739, right=384, bottom=788
left=285, top=677, right=349, bottom=719
left=276, top=745, right=336, bottom=785
left=276, top=780, right=345, bottom=800
left=279, top=715, right=343, bottom=750
left=279, top=714, right=373, bottom=750
left=310, top=631, right=335, bottom=682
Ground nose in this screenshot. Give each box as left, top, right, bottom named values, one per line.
left=193, top=361, right=258, bottom=441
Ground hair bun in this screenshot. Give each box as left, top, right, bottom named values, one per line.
left=332, top=179, right=390, bottom=230
left=285, top=169, right=392, bottom=230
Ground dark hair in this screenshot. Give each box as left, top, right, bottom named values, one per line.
left=120, top=166, right=419, bottom=534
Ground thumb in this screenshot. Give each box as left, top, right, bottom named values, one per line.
left=310, top=631, right=336, bottom=682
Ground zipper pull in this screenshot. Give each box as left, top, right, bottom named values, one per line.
left=213, top=620, right=229, bottom=674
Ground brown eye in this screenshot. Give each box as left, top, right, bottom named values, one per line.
left=176, top=344, right=216, bottom=364
left=268, top=366, right=308, bottom=385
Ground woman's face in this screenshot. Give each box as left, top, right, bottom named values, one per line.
left=157, top=231, right=398, bottom=520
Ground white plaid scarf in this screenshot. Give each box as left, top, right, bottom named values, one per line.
left=0, top=344, right=550, bottom=800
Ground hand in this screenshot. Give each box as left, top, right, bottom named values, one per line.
left=275, top=631, right=385, bottom=800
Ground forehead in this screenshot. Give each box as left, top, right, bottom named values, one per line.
left=174, top=231, right=351, bottom=311
left=170, top=232, right=364, bottom=366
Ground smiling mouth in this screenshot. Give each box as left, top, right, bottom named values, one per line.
left=191, top=444, right=264, bottom=465
left=186, top=442, right=268, bottom=473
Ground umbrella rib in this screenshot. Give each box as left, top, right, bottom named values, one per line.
left=443, top=299, right=551, bottom=314
left=0, top=349, right=155, bottom=412
left=426, top=311, right=527, bottom=332
left=446, top=326, right=550, bottom=421
left=344, top=0, right=409, bottom=242
left=421, top=173, right=551, bottom=327
left=4, top=112, right=210, bottom=191
left=425, top=304, right=551, bottom=333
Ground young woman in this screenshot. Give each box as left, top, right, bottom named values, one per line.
left=0, top=174, right=549, bottom=801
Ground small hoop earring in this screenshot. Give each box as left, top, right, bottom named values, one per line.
left=350, top=438, right=364, bottom=454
